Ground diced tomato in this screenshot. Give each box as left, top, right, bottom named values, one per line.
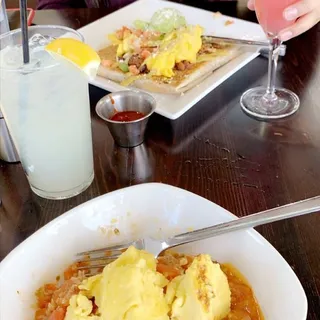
left=156, top=263, right=182, bottom=280
left=133, top=29, right=143, bottom=37
left=48, top=307, right=66, bottom=320
left=140, top=49, right=151, bottom=60
left=44, top=283, right=57, bottom=292
left=122, top=26, right=131, bottom=33
left=142, top=31, right=152, bottom=39
left=116, top=26, right=132, bottom=40
left=37, top=299, right=50, bottom=309
left=129, top=65, right=140, bottom=75
left=123, top=28, right=132, bottom=39
left=101, top=59, right=113, bottom=67
left=35, top=309, right=47, bottom=320
left=36, top=285, right=55, bottom=309
left=133, top=47, right=142, bottom=55
left=116, top=29, right=124, bottom=40
left=63, top=264, right=77, bottom=280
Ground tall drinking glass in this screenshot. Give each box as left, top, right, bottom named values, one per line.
left=0, top=26, right=94, bottom=199
left=240, top=0, right=300, bottom=120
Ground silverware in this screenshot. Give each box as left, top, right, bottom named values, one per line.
left=202, top=35, right=286, bottom=57
left=76, top=195, right=320, bottom=271
left=96, top=91, right=156, bottom=148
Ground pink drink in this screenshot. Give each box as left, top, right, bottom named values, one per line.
left=255, top=0, right=297, bottom=36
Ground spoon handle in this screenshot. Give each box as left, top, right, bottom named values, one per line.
left=169, top=195, right=320, bottom=246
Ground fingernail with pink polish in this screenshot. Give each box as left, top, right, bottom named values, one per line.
left=279, top=31, right=293, bottom=42
left=284, top=7, right=298, bottom=21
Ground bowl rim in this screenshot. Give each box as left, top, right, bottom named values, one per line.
left=0, top=183, right=308, bottom=320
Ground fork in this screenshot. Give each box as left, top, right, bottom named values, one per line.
left=201, top=35, right=287, bottom=57
left=76, top=195, right=320, bottom=271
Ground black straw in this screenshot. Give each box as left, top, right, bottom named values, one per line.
left=19, top=0, right=30, bottom=64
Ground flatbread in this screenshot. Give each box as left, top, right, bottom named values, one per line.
left=97, top=43, right=242, bottom=94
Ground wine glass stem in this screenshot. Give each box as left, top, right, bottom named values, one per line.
left=265, top=37, right=281, bottom=100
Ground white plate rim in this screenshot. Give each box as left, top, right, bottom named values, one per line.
left=77, top=0, right=265, bottom=120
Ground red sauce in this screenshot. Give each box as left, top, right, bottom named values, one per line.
left=110, top=111, right=145, bottom=122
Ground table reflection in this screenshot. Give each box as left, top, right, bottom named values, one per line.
left=110, top=143, right=155, bottom=186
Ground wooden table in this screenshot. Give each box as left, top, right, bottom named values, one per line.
left=1, top=1, right=320, bottom=318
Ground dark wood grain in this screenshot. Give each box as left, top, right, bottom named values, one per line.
left=1, top=1, right=320, bottom=319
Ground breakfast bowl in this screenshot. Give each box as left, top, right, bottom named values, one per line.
left=0, top=183, right=307, bottom=320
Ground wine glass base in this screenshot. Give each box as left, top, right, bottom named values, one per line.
left=240, top=87, right=300, bottom=120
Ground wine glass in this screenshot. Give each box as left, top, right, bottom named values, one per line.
left=240, top=0, right=300, bottom=120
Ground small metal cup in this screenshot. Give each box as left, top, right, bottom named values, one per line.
left=96, top=91, right=156, bottom=148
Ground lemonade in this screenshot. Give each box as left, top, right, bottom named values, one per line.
left=0, top=26, right=95, bottom=199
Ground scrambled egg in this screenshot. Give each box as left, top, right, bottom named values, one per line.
left=108, top=31, right=137, bottom=57
left=115, top=33, right=138, bottom=57
left=65, top=248, right=231, bottom=320
left=166, top=254, right=231, bottom=320
left=65, top=294, right=100, bottom=320
left=66, top=246, right=169, bottom=320
left=109, top=24, right=203, bottom=78
left=145, top=25, right=203, bottom=77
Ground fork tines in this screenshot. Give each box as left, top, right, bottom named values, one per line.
left=76, top=241, right=136, bottom=257
left=75, top=240, right=143, bottom=272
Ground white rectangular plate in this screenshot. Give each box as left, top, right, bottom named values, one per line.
left=78, top=0, right=266, bottom=119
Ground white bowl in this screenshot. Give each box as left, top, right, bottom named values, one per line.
left=0, top=183, right=307, bottom=320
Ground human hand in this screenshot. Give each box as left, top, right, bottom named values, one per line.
left=247, top=0, right=320, bottom=41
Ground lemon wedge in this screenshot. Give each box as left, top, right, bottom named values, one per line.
left=45, top=38, right=101, bottom=78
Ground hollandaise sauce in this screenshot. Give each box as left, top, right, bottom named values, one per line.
left=35, top=248, right=264, bottom=320
left=108, top=24, right=203, bottom=79
left=157, top=252, right=264, bottom=320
